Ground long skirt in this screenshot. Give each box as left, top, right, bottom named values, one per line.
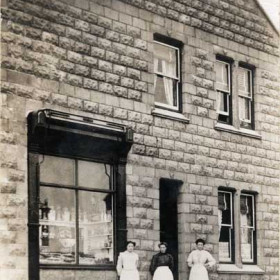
left=189, top=264, right=208, bottom=280
left=120, top=269, right=139, bottom=280
left=153, top=266, right=173, bottom=280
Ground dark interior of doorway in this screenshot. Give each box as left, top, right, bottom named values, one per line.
left=160, top=178, right=180, bottom=280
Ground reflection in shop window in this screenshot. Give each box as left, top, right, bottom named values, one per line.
left=39, top=155, right=113, bottom=266
left=240, top=194, right=255, bottom=263
left=218, top=191, right=233, bottom=263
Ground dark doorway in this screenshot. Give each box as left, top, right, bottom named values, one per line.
left=160, top=179, right=180, bottom=280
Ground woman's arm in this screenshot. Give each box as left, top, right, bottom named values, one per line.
left=206, top=252, right=216, bottom=267
left=136, top=253, right=139, bottom=269
left=187, top=252, right=193, bottom=267
left=116, top=253, right=123, bottom=276
left=149, top=255, right=157, bottom=275
left=169, top=254, right=174, bottom=271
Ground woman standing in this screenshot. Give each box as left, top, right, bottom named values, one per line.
left=117, top=241, right=139, bottom=280
left=150, top=242, right=174, bottom=280
left=187, top=239, right=216, bottom=280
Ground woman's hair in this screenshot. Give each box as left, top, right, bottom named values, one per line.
left=158, top=242, right=168, bottom=248
left=126, top=241, right=136, bottom=247
left=195, top=238, right=205, bottom=245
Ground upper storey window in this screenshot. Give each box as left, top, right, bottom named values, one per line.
left=215, top=56, right=256, bottom=133
left=238, top=66, right=253, bottom=127
left=154, top=37, right=181, bottom=112
left=216, top=59, right=232, bottom=124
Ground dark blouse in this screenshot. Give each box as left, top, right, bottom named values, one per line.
left=149, top=252, right=174, bottom=275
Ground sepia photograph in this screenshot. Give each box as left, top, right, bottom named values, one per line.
left=0, top=0, right=279, bottom=279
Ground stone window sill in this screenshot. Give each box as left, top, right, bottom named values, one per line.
left=215, top=122, right=262, bottom=139
left=218, top=264, right=264, bottom=274
left=152, top=108, right=190, bottom=123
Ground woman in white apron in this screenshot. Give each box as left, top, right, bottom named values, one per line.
left=150, top=242, right=174, bottom=280
left=116, top=241, right=139, bottom=280
left=187, top=239, right=216, bottom=280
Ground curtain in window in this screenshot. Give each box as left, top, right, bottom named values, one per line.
left=154, top=43, right=177, bottom=107
left=162, top=60, right=173, bottom=105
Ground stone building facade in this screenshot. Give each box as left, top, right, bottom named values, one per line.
left=0, top=0, right=279, bottom=280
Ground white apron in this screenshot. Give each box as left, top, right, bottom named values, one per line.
left=153, top=266, right=173, bottom=280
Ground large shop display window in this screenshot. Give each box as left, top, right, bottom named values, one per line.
left=28, top=110, right=133, bottom=279
left=39, top=156, right=114, bottom=265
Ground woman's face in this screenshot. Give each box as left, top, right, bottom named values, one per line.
left=127, top=243, right=134, bottom=252
left=159, top=245, right=167, bottom=253
left=196, top=242, right=204, bottom=250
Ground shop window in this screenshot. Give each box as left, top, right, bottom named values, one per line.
left=154, top=34, right=182, bottom=112
left=39, top=156, right=114, bottom=265
left=240, top=193, right=256, bottom=263
left=218, top=190, right=234, bottom=263
left=28, top=110, right=133, bottom=279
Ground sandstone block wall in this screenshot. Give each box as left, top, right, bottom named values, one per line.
left=0, top=0, right=279, bottom=280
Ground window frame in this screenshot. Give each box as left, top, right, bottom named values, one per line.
left=38, top=155, right=116, bottom=267
left=153, top=33, right=183, bottom=113
left=240, top=192, right=257, bottom=264
left=218, top=188, right=258, bottom=268
left=218, top=189, right=235, bottom=263
left=238, top=62, right=255, bottom=130
left=216, top=55, right=233, bottom=125
left=216, top=61, right=231, bottom=116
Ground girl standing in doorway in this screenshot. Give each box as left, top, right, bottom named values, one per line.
left=187, top=239, right=216, bottom=280
left=117, top=241, right=139, bottom=280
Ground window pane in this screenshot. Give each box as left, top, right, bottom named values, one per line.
left=218, top=192, right=232, bottom=262
left=217, top=91, right=229, bottom=114
left=216, top=62, right=229, bottom=91
left=218, top=192, right=232, bottom=225
left=238, top=68, right=251, bottom=97
left=39, top=187, right=76, bottom=264
left=240, top=196, right=254, bottom=227
left=154, top=43, right=177, bottom=77
left=40, top=155, right=75, bottom=185
left=78, top=161, right=110, bottom=190
left=79, top=191, right=113, bottom=265
left=155, top=76, right=177, bottom=107
left=241, top=228, right=253, bottom=262
left=219, top=226, right=231, bottom=261
left=239, top=97, right=251, bottom=121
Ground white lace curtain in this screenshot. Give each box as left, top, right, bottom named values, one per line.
left=154, top=45, right=177, bottom=106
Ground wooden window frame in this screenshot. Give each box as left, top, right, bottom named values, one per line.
left=218, top=188, right=258, bottom=267
left=218, top=188, right=235, bottom=263
left=153, top=33, right=183, bottom=113
left=240, top=192, right=257, bottom=264
left=238, top=62, right=255, bottom=130
left=216, top=55, right=233, bottom=125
